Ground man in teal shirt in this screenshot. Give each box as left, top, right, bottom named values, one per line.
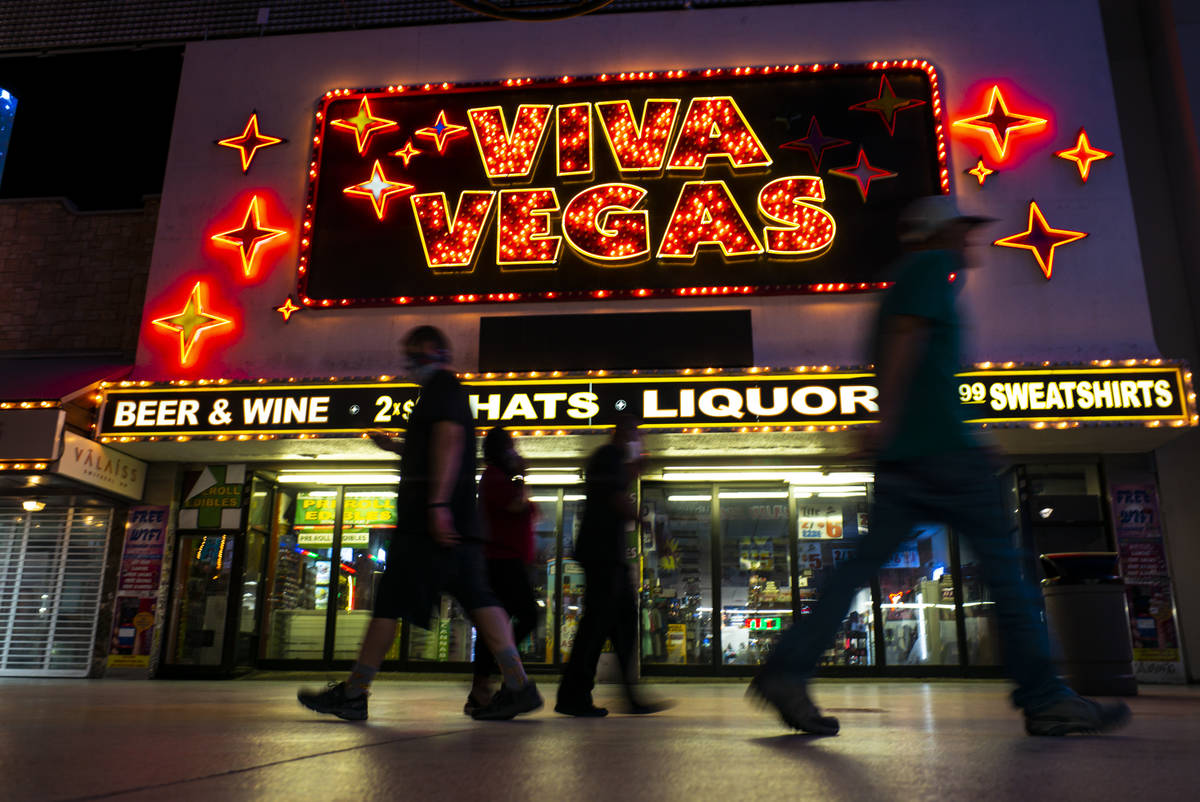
left=749, top=196, right=1131, bottom=737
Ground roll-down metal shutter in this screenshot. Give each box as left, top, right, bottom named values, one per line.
left=0, top=500, right=111, bottom=676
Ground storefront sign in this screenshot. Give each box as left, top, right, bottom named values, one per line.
left=1109, top=482, right=1185, bottom=684
left=299, top=63, right=946, bottom=307
left=54, top=430, right=146, bottom=500
left=178, top=465, right=245, bottom=529
left=0, top=408, right=65, bottom=462
left=108, top=505, right=168, bottom=669
left=799, top=504, right=844, bottom=539
left=97, top=363, right=1194, bottom=438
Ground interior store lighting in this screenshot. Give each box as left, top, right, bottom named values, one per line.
left=529, top=494, right=586, bottom=502
left=522, top=473, right=582, bottom=485
left=278, top=472, right=400, bottom=485
left=661, top=470, right=874, bottom=485
left=22, top=499, right=46, bottom=512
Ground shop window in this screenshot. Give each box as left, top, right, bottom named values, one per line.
left=796, top=497, right=875, bottom=668
left=639, top=485, right=713, bottom=667
left=524, top=494, right=563, bottom=664
left=719, top=487, right=792, bottom=666
left=877, top=524, right=958, bottom=666
left=165, top=531, right=235, bottom=666
left=333, top=489, right=395, bottom=659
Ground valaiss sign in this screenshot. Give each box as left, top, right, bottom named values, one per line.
left=97, top=364, right=1193, bottom=438
left=299, top=62, right=947, bottom=307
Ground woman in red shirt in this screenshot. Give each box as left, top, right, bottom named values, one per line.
left=467, top=426, right=540, bottom=713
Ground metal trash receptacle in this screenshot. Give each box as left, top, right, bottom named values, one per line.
left=1040, top=552, right=1137, bottom=696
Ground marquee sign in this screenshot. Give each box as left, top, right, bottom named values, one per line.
left=298, top=62, right=948, bottom=308
left=97, top=363, right=1194, bottom=439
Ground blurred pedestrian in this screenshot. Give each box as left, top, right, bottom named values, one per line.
left=748, top=195, right=1131, bottom=737
left=298, top=326, right=542, bottom=721
left=466, top=426, right=541, bottom=715
left=557, top=415, right=665, bottom=717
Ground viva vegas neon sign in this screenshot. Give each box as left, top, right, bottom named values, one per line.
left=300, top=65, right=944, bottom=305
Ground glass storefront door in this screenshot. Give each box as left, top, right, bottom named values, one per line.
left=164, top=532, right=236, bottom=667
left=719, top=487, right=792, bottom=666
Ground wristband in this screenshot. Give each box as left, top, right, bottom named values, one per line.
left=428, top=502, right=450, bottom=508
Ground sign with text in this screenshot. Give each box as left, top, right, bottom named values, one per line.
left=300, top=64, right=945, bottom=306
left=1109, top=482, right=1185, bottom=684
left=54, top=430, right=146, bottom=500
left=98, top=364, right=1193, bottom=438
left=178, top=465, right=245, bottom=529
left=108, top=505, right=169, bottom=669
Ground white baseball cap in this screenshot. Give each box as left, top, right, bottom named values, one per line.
left=899, top=195, right=995, bottom=243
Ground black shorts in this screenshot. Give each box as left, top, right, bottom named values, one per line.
left=373, top=535, right=499, bottom=628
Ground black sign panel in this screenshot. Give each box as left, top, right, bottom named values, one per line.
left=299, top=63, right=945, bottom=307
left=97, top=366, right=1192, bottom=438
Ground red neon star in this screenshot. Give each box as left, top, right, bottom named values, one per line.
left=993, top=201, right=1088, bottom=280
left=276, top=297, right=301, bottom=322
left=828, top=148, right=897, bottom=201
left=152, top=282, right=233, bottom=365
left=391, top=140, right=422, bottom=167
left=414, top=110, right=469, bottom=154
left=968, top=158, right=995, bottom=186
left=330, top=97, right=398, bottom=154
left=343, top=160, right=414, bottom=220
left=1056, top=128, right=1112, bottom=182
left=953, top=86, right=1048, bottom=161
left=211, top=196, right=288, bottom=277
left=849, top=75, right=926, bottom=135
left=216, top=113, right=283, bottom=173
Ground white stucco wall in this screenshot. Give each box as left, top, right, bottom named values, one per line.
left=135, top=0, right=1157, bottom=380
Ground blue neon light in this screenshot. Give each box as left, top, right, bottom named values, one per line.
left=0, top=88, right=16, bottom=186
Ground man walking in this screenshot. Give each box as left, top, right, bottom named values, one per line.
left=298, top=326, right=542, bottom=721
left=557, top=416, right=663, bottom=717
left=749, top=195, right=1131, bottom=737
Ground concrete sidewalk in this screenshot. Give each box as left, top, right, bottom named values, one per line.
left=1, top=677, right=1197, bottom=801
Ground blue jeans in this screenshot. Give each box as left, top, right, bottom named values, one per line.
left=763, top=449, right=1071, bottom=710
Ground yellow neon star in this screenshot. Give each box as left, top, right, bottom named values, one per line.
left=216, top=113, right=283, bottom=172
left=415, top=110, right=469, bottom=154
left=1056, top=129, right=1113, bottom=182
left=330, top=97, right=398, bottom=154
left=210, top=195, right=288, bottom=277
left=968, top=159, right=995, bottom=185
left=953, top=85, right=1047, bottom=161
left=993, top=201, right=1088, bottom=280
left=391, top=140, right=422, bottom=167
left=276, top=297, right=301, bottom=322
left=343, top=160, right=414, bottom=219
left=152, top=282, right=234, bottom=365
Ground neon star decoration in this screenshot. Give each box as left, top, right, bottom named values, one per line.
left=849, top=75, right=925, bottom=135
left=952, top=85, right=1048, bottom=161
left=968, top=158, right=995, bottom=186
left=152, top=282, right=233, bottom=365
left=330, top=97, right=398, bottom=154
left=828, top=148, right=897, bottom=201
left=343, top=160, right=414, bottom=220
left=993, top=201, right=1088, bottom=280
left=1056, top=128, right=1112, bottom=182
left=780, top=118, right=850, bottom=171
left=391, top=140, right=421, bottom=167
left=216, top=113, right=283, bottom=173
left=210, top=195, right=288, bottom=277
left=276, top=297, right=301, bottom=322
left=415, top=110, right=470, bottom=154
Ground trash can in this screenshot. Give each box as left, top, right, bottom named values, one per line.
left=1040, top=552, right=1137, bottom=696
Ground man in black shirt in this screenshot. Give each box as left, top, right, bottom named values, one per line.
left=557, top=415, right=663, bottom=717
left=299, top=326, right=541, bottom=721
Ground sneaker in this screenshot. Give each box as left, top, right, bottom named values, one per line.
left=464, top=694, right=487, bottom=717
left=747, top=674, right=839, bottom=736
left=471, top=680, right=543, bottom=721
left=1024, top=695, right=1131, bottom=736
left=298, top=681, right=368, bottom=721
left=555, top=697, right=609, bottom=717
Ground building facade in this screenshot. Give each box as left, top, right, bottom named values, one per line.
left=3, top=0, right=1199, bottom=683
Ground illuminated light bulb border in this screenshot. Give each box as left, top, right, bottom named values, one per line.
left=297, top=59, right=952, bottom=308
left=94, top=358, right=1193, bottom=442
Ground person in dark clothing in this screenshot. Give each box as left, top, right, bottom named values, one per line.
left=466, top=426, right=541, bottom=715
left=748, top=195, right=1130, bottom=737
left=298, top=326, right=542, bottom=722
left=557, top=416, right=664, bottom=717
